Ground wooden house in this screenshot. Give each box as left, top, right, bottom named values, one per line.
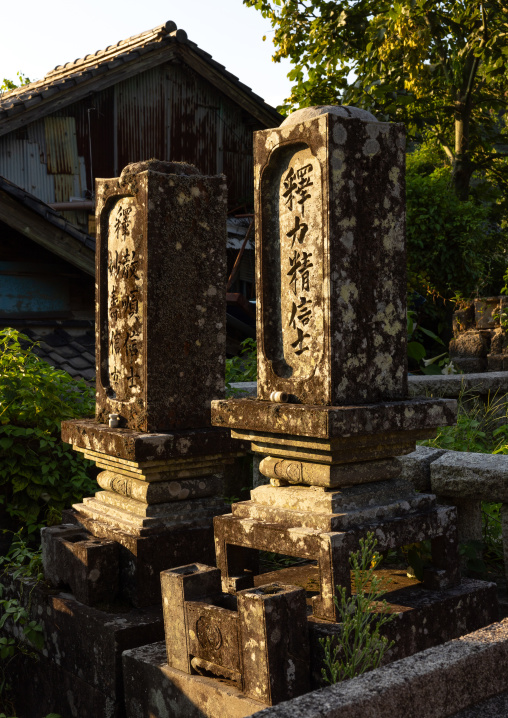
left=0, top=21, right=279, bottom=370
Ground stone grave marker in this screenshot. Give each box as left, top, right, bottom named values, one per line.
left=152, top=107, right=497, bottom=713
left=43, top=160, right=246, bottom=608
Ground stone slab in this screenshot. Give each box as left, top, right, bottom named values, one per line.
left=94, top=490, right=226, bottom=519
left=249, top=479, right=424, bottom=514
left=254, top=110, right=407, bottom=406
left=397, top=445, right=447, bottom=492
left=62, top=419, right=247, bottom=462
left=211, top=397, right=457, bottom=440
left=77, top=495, right=226, bottom=533
left=123, top=641, right=265, bottom=718
left=431, top=450, right=508, bottom=502
left=253, top=618, right=508, bottom=718
left=232, top=494, right=435, bottom=531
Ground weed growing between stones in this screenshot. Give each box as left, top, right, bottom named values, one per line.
left=320, top=533, right=395, bottom=684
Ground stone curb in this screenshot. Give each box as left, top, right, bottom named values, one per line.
left=253, top=619, right=508, bottom=718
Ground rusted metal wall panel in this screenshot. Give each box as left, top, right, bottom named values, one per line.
left=0, top=60, right=263, bottom=213
left=116, top=66, right=166, bottom=171
left=0, top=119, right=56, bottom=202
left=44, top=117, right=80, bottom=175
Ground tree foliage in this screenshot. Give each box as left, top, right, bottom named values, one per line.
left=245, top=0, right=508, bottom=199
left=0, top=72, right=30, bottom=93
left=0, top=329, right=97, bottom=534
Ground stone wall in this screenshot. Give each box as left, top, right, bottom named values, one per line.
left=450, top=297, right=508, bottom=373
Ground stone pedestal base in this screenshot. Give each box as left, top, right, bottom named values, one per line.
left=1, top=574, right=164, bottom=718
left=60, top=508, right=218, bottom=607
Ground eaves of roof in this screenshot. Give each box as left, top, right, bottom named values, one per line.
left=0, top=21, right=283, bottom=138
left=0, top=175, right=95, bottom=275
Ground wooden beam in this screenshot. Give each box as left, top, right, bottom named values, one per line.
left=0, top=191, right=95, bottom=276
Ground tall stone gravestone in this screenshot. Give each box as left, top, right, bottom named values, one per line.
left=44, top=160, right=246, bottom=608
left=142, top=108, right=497, bottom=716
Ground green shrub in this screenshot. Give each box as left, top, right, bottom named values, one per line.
left=0, top=329, right=97, bottom=534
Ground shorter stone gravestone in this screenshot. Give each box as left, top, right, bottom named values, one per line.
left=43, top=160, right=246, bottom=608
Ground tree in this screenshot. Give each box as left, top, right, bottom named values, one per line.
left=244, top=0, right=508, bottom=200
left=0, top=72, right=30, bottom=93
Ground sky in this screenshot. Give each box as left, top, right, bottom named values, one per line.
left=0, top=0, right=293, bottom=109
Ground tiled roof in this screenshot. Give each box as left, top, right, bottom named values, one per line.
left=0, top=21, right=281, bottom=135
left=23, top=324, right=96, bottom=383
left=0, top=174, right=95, bottom=257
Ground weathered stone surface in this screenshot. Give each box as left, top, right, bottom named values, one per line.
left=431, top=450, right=508, bottom=502
left=258, top=455, right=401, bottom=487
left=396, top=445, right=446, bottom=492
left=212, top=397, right=457, bottom=440
left=62, top=419, right=247, bottom=462
left=73, top=494, right=226, bottom=534
left=97, top=470, right=223, bottom=503
left=490, top=327, right=508, bottom=355
left=244, top=429, right=428, bottom=465
left=161, top=563, right=310, bottom=706
left=488, top=354, right=505, bottom=372
left=238, top=583, right=310, bottom=704
left=475, top=297, right=503, bottom=329
left=95, top=161, right=228, bottom=432
left=451, top=357, right=487, bottom=373
left=453, top=303, right=475, bottom=336
left=1, top=573, right=163, bottom=716
left=253, top=617, right=508, bottom=718
left=449, top=330, right=490, bottom=358
left=123, top=642, right=264, bottom=718
left=64, top=508, right=217, bottom=607
left=41, top=524, right=119, bottom=606
left=253, top=109, right=407, bottom=406
left=214, top=504, right=460, bottom=621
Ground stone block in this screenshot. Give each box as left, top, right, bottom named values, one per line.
left=258, top=455, right=401, bottom=487
left=430, top=450, right=508, bottom=502
left=41, top=524, right=119, bottom=606
left=396, top=445, right=447, bottom=492
left=94, top=160, right=228, bottom=432
left=123, top=642, right=264, bottom=718
left=449, top=330, right=490, bottom=358
left=488, top=354, right=505, bottom=372
left=253, top=107, right=407, bottom=406
left=63, top=509, right=217, bottom=607
left=212, top=396, right=457, bottom=440
left=62, top=419, right=246, bottom=462
left=451, top=357, right=487, bottom=373
left=475, top=297, right=501, bottom=329
left=1, top=573, right=164, bottom=716
left=238, top=583, right=310, bottom=704
left=453, top=303, right=475, bottom=335
left=96, top=470, right=223, bottom=503
left=490, top=327, right=508, bottom=355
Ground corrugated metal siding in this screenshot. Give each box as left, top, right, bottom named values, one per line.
left=0, top=59, right=263, bottom=213
left=45, top=117, right=80, bottom=175
left=0, top=119, right=56, bottom=202
left=116, top=66, right=166, bottom=170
